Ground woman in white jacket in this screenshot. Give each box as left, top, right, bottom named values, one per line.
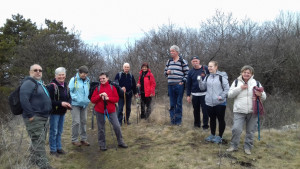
left=226, top=65, right=266, bottom=155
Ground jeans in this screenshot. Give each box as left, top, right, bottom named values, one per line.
left=117, top=93, right=132, bottom=125
left=24, top=116, right=50, bottom=168
left=168, top=84, right=184, bottom=125
left=49, top=114, right=65, bottom=152
left=192, top=95, right=209, bottom=129
left=71, top=106, right=88, bottom=142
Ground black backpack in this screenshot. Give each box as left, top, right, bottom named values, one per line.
left=9, top=78, right=38, bottom=115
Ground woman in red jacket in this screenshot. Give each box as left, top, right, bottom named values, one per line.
left=91, top=72, right=128, bottom=151
left=137, top=63, right=156, bottom=119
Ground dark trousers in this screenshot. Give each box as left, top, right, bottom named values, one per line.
left=192, top=95, right=209, bottom=129
left=141, top=93, right=152, bottom=119
left=206, top=105, right=226, bottom=137
left=117, top=93, right=132, bottom=125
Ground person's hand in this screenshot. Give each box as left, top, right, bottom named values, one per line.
left=241, top=83, right=248, bottom=90
left=217, top=96, right=223, bottom=101
left=99, top=92, right=108, bottom=97
left=167, top=70, right=171, bottom=75
left=29, top=117, right=34, bottom=121
left=135, top=94, right=138, bottom=97
left=187, top=96, right=191, bottom=103
left=62, top=102, right=71, bottom=108
left=179, top=82, right=183, bottom=85
left=150, top=94, right=153, bottom=97
left=122, top=87, right=126, bottom=92
left=254, top=90, right=262, bottom=97
left=137, top=83, right=141, bottom=87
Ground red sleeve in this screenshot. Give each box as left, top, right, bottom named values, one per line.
left=108, top=86, right=119, bottom=104
left=150, top=73, right=156, bottom=95
left=91, top=88, right=101, bottom=104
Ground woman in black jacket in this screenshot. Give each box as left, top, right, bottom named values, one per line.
left=47, top=67, right=72, bottom=156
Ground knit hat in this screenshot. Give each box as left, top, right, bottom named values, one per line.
left=141, top=62, right=149, bottom=68
left=78, top=65, right=88, bottom=74
left=191, top=56, right=200, bottom=61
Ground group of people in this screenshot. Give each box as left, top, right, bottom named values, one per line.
left=18, top=45, right=266, bottom=169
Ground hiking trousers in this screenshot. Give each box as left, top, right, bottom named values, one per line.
left=141, top=93, right=152, bottom=119
left=96, top=111, right=125, bottom=147
left=192, top=95, right=209, bottom=129
left=24, top=116, right=50, bottom=168
left=71, top=106, right=88, bottom=142
left=206, top=105, right=226, bottom=137
left=230, top=112, right=257, bottom=150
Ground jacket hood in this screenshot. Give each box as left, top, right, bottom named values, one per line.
left=216, top=71, right=228, bottom=79
left=237, top=75, right=254, bottom=83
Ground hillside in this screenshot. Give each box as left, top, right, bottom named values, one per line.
left=1, top=101, right=300, bottom=169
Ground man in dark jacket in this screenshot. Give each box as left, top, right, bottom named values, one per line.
left=20, top=64, right=53, bottom=169
left=186, top=56, right=209, bottom=130
left=115, top=63, right=137, bottom=125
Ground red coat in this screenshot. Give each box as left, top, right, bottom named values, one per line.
left=91, top=82, right=119, bottom=114
left=137, top=69, right=156, bottom=97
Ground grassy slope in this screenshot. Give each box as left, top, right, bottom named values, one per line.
left=1, top=101, right=299, bottom=169
left=49, top=102, right=300, bottom=169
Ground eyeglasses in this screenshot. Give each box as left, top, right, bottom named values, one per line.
left=33, top=69, right=43, bottom=72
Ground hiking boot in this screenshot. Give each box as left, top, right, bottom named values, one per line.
left=100, top=146, right=107, bottom=151
left=244, top=149, right=251, bottom=155
left=212, top=136, right=222, bottom=144
left=49, top=151, right=58, bottom=157
left=81, top=141, right=90, bottom=146
left=226, top=146, right=238, bottom=152
left=205, top=134, right=215, bottom=142
left=72, top=142, right=82, bottom=147
left=118, top=143, right=128, bottom=148
left=57, top=149, right=66, bottom=155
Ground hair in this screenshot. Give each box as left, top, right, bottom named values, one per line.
left=99, top=72, right=109, bottom=78
left=209, top=61, right=218, bottom=67
left=30, top=64, right=42, bottom=71
left=241, top=65, right=254, bottom=75
left=123, top=62, right=130, bottom=68
left=170, top=45, right=180, bottom=53
left=55, top=67, right=66, bottom=75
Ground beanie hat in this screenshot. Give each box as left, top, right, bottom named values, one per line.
left=141, top=62, right=149, bottom=68
left=78, top=65, right=88, bottom=74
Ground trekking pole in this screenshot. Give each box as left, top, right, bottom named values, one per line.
left=136, top=87, right=141, bottom=124
left=257, top=97, right=260, bottom=141
left=124, top=92, right=127, bottom=126
left=104, top=98, right=118, bottom=151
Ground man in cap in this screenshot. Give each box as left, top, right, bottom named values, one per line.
left=186, top=56, right=209, bottom=130
left=68, top=65, right=91, bottom=146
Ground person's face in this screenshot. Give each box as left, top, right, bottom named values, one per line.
left=99, top=75, right=108, bottom=84
left=142, top=66, right=148, bottom=72
left=241, top=69, right=252, bottom=82
left=170, top=49, right=179, bottom=58
left=208, top=62, right=217, bottom=73
left=123, top=65, right=130, bottom=73
left=79, top=72, right=87, bottom=79
left=29, top=65, right=43, bottom=80
left=191, top=59, right=200, bottom=68
left=55, top=72, right=66, bottom=83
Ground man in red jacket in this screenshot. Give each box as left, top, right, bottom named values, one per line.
left=91, top=72, right=128, bottom=151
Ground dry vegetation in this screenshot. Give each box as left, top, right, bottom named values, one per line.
left=1, top=97, right=300, bottom=169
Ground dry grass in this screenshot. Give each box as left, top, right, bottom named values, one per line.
left=1, top=97, right=300, bottom=169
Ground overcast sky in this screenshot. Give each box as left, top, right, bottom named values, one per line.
left=1, top=0, right=299, bottom=46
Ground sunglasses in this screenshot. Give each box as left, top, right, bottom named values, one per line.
left=33, top=69, right=43, bottom=72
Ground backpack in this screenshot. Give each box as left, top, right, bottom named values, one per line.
left=88, top=82, right=100, bottom=100
left=48, top=82, right=59, bottom=101
left=234, top=79, right=260, bottom=88
left=9, top=78, right=38, bottom=115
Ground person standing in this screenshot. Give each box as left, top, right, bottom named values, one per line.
left=91, top=73, right=128, bottom=151
left=20, top=64, right=53, bottom=169
left=69, top=66, right=90, bottom=147
left=47, top=67, right=72, bottom=156
left=136, top=63, right=156, bottom=119
left=186, top=56, right=209, bottom=130
left=115, top=63, right=137, bottom=125
left=198, top=61, right=229, bottom=143
left=164, top=45, right=189, bottom=125
left=226, top=65, right=266, bottom=155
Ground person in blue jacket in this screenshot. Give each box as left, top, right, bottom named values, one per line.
left=68, top=66, right=91, bottom=147
left=186, top=56, right=209, bottom=130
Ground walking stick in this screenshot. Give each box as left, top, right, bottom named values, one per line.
left=124, top=92, right=127, bottom=126
left=257, top=97, right=260, bottom=141
left=104, top=98, right=118, bottom=150
left=136, top=87, right=141, bottom=124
